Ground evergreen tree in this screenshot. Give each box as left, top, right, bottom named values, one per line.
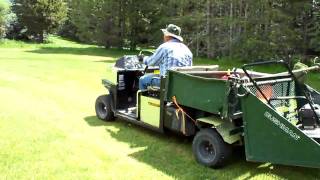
left=0, top=0, right=9, bottom=38
left=69, top=0, right=161, bottom=49
left=69, top=0, right=123, bottom=47
left=308, top=0, right=320, bottom=53
left=53, top=0, right=320, bottom=60
left=12, top=0, right=68, bottom=42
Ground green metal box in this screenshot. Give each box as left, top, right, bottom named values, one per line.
left=165, top=71, right=229, bottom=114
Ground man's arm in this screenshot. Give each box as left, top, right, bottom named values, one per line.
left=143, top=45, right=166, bottom=66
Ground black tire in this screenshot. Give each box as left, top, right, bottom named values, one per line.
left=95, top=94, right=115, bottom=121
left=192, top=128, right=231, bottom=168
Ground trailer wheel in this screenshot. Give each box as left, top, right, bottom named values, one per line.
left=192, top=128, right=231, bottom=168
left=95, top=94, right=114, bottom=121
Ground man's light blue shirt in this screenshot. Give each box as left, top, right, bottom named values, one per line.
left=143, top=39, right=193, bottom=76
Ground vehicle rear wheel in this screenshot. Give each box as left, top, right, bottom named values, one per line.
left=192, top=128, right=231, bottom=168
left=95, top=94, right=115, bottom=121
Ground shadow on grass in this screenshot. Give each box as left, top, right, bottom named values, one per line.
left=84, top=116, right=320, bottom=179
left=28, top=47, right=139, bottom=58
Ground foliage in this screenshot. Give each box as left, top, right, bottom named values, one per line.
left=308, top=0, right=320, bottom=53
left=0, top=0, right=9, bottom=38
left=68, top=0, right=119, bottom=47
left=4, top=0, right=320, bottom=60
left=64, top=0, right=320, bottom=61
left=68, top=0, right=162, bottom=49
left=12, top=0, right=68, bottom=42
left=58, top=19, right=79, bottom=41
left=4, top=5, right=30, bottom=41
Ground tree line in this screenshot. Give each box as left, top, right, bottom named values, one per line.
left=1, top=0, right=319, bottom=63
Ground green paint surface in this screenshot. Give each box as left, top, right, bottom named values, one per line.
left=241, top=92, right=320, bottom=168
left=166, top=71, right=228, bottom=114
left=197, top=116, right=241, bottom=144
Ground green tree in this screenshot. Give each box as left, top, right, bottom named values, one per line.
left=0, top=0, right=9, bottom=38
left=12, top=0, right=68, bottom=42
left=308, top=0, right=320, bottom=54
left=69, top=0, right=122, bottom=47
left=64, top=0, right=320, bottom=60
left=69, top=0, right=161, bottom=49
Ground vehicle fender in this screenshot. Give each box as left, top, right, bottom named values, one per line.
left=197, top=116, right=241, bottom=144
left=102, top=79, right=116, bottom=90
left=101, top=79, right=116, bottom=112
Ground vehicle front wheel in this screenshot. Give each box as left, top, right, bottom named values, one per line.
left=192, top=128, right=231, bottom=168
left=95, top=94, right=115, bottom=121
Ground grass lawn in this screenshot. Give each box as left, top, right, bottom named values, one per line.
left=0, top=36, right=320, bottom=180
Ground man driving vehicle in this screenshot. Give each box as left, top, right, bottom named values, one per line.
left=139, top=24, right=193, bottom=90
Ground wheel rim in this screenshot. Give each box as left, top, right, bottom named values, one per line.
left=198, top=139, right=216, bottom=162
left=97, top=102, right=108, bottom=118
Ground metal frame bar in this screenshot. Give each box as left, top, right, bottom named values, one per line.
left=242, top=60, right=320, bottom=124
left=242, top=61, right=291, bottom=106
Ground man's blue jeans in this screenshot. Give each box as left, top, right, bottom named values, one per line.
left=139, top=74, right=161, bottom=90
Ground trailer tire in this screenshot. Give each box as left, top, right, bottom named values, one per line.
left=95, top=94, right=115, bottom=121
left=192, top=128, right=231, bottom=168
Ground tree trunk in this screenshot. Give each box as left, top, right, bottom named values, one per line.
left=38, top=32, right=44, bottom=43
left=229, top=0, right=233, bottom=56
left=118, top=0, right=126, bottom=48
left=206, top=0, right=214, bottom=58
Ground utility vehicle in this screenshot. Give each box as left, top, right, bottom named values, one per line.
left=95, top=55, right=320, bottom=168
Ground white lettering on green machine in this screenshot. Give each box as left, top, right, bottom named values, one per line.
left=264, top=111, right=301, bottom=141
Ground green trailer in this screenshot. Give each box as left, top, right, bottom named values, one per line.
left=95, top=56, right=320, bottom=168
